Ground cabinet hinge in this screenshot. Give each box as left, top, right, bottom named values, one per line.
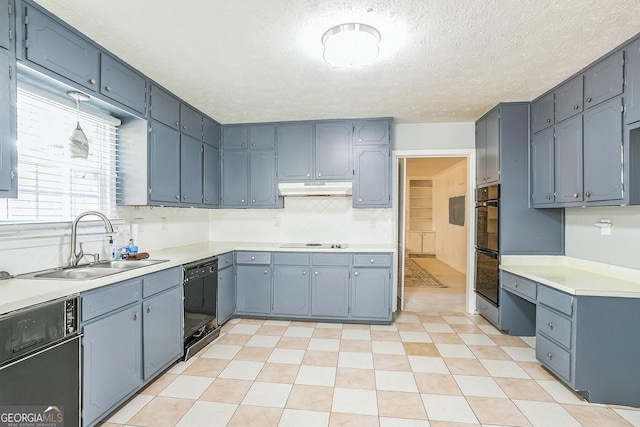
left=24, top=15, right=29, bottom=25
left=8, top=29, right=12, bottom=41
left=10, top=170, right=15, bottom=180
left=8, top=3, right=12, bottom=15
left=8, top=64, right=12, bottom=80
left=24, top=39, right=29, bottom=49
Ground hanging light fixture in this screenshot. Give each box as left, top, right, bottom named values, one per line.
left=322, top=23, right=381, bottom=67
left=67, top=91, right=90, bottom=159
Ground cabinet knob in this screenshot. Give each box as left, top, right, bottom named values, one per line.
left=354, top=271, right=359, bottom=276
left=252, top=199, right=256, bottom=203
left=175, top=122, right=179, bottom=127
left=586, top=97, right=592, bottom=103
left=183, top=195, right=187, bottom=200
left=547, top=352, right=553, bottom=360
left=546, top=195, right=551, bottom=200
left=546, top=118, right=551, bottom=123
left=573, top=193, right=578, bottom=198
left=206, top=198, right=209, bottom=202
left=133, top=312, right=139, bottom=320
left=183, top=125, right=187, bottom=129
left=89, top=78, right=96, bottom=85
left=514, top=282, right=519, bottom=288
left=204, top=135, right=208, bottom=140
left=359, top=138, right=363, bottom=142
left=302, top=270, right=307, bottom=275
left=318, top=173, right=322, bottom=177
left=359, top=198, right=363, bottom=202
left=147, top=306, right=151, bottom=314
left=314, top=271, right=319, bottom=275
left=573, top=104, right=579, bottom=110
left=264, top=269, right=268, bottom=274
left=251, top=256, right=255, bottom=260
left=105, top=85, right=112, bottom=91
left=306, top=173, right=310, bottom=177
left=370, top=259, right=375, bottom=264
left=585, top=192, right=591, bottom=198
left=175, top=195, right=180, bottom=199
left=252, top=143, right=256, bottom=147
left=547, top=322, right=553, bottom=330
left=241, top=199, right=245, bottom=203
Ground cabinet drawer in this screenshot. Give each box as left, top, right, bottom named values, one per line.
left=536, top=334, right=572, bottom=382
left=501, top=271, right=537, bottom=301
left=81, top=279, right=141, bottom=322
left=218, top=252, right=234, bottom=270
left=312, top=253, right=350, bottom=266
left=476, top=293, right=499, bottom=326
left=537, top=305, right=572, bottom=349
left=538, top=285, right=574, bottom=316
left=353, top=254, right=391, bottom=267
left=142, top=267, right=182, bottom=298
left=274, top=252, right=310, bottom=265
left=236, top=251, right=271, bottom=264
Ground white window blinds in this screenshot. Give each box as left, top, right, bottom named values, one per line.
left=0, top=88, right=119, bottom=222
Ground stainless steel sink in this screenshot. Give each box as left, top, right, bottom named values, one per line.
left=17, top=259, right=169, bottom=280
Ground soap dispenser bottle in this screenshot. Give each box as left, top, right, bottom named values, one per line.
left=108, top=236, right=116, bottom=260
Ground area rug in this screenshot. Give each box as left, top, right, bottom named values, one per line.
left=404, top=258, right=447, bottom=288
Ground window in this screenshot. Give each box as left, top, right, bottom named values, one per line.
left=0, top=87, right=119, bottom=223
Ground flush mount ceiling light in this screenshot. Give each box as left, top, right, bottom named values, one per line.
left=67, top=91, right=90, bottom=159
left=322, top=23, right=381, bottom=67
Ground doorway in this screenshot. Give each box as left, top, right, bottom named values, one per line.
left=394, top=150, right=476, bottom=315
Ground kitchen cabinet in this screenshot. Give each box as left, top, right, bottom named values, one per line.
left=625, top=38, right=640, bottom=125
left=148, top=121, right=181, bottom=204
left=273, top=252, right=311, bottom=316
left=100, top=54, right=147, bottom=115
left=475, top=108, right=499, bottom=185
left=250, top=149, right=277, bottom=206
left=203, top=142, right=220, bottom=206
left=315, top=121, right=353, bottom=180
left=150, top=84, right=180, bottom=130
left=23, top=4, right=100, bottom=91
left=221, top=150, right=249, bottom=207
left=180, top=104, right=203, bottom=139
left=203, top=117, right=220, bottom=146
left=351, top=254, right=392, bottom=321
left=530, top=128, right=555, bottom=205
left=310, top=253, right=350, bottom=318
left=531, top=92, right=554, bottom=134
left=235, top=252, right=272, bottom=315
left=142, top=286, right=182, bottom=380
left=180, top=134, right=203, bottom=204
left=0, top=0, right=12, bottom=51
left=554, top=115, right=583, bottom=204
left=0, top=49, right=16, bottom=198
left=276, top=123, right=314, bottom=181
left=217, top=252, right=235, bottom=326
left=555, top=76, right=583, bottom=123
left=583, top=51, right=624, bottom=109
left=355, top=119, right=390, bottom=146
left=353, top=143, right=391, bottom=207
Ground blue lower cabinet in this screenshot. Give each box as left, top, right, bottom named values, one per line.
left=235, top=265, right=271, bottom=315
left=142, top=286, right=182, bottom=380
left=217, top=265, right=235, bottom=325
left=351, top=267, right=391, bottom=321
left=311, top=267, right=350, bottom=318
left=273, top=265, right=310, bottom=316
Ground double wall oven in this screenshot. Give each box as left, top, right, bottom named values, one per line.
left=475, top=184, right=500, bottom=307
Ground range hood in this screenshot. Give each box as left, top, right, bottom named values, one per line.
left=278, top=182, right=353, bottom=197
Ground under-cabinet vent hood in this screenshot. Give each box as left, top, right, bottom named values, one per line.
left=278, top=182, right=353, bottom=197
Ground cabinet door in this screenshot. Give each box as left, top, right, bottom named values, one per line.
left=217, top=266, right=234, bottom=325
left=554, top=115, right=583, bottom=204
left=149, top=122, right=181, bottom=204
left=353, top=146, right=390, bottom=207
left=24, top=5, right=99, bottom=91
left=249, top=124, right=276, bottom=150
left=625, top=38, right=640, bottom=125
left=143, top=287, right=182, bottom=380
left=311, top=267, right=349, bottom=318
left=530, top=127, right=556, bottom=206
left=82, top=304, right=142, bottom=427
left=203, top=143, right=220, bottom=206
left=180, top=104, right=202, bottom=139
left=249, top=149, right=277, bottom=207
left=485, top=108, right=500, bottom=184
left=584, top=51, right=624, bottom=108
left=100, top=54, right=147, bottom=114
left=583, top=97, right=624, bottom=202
left=475, top=118, right=487, bottom=185
left=273, top=265, right=310, bottom=316
left=555, top=76, right=583, bottom=123
left=315, top=122, right=352, bottom=180
left=180, top=134, right=203, bottom=204
left=276, top=123, right=313, bottom=181
left=203, top=118, right=220, bottom=147
left=355, top=120, right=390, bottom=145
left=531, top=92, right=554, bottom=133
left=0, top=50, right=16, bottom=197
left=223, top=125, right=248, bottom=150
left=351, top=268, right=391, bottom=320
left=0, top=0, right=10, bottom=50
left=236, top=265, right=271, bottom=315
left=150, top=85, right=180, bottom=130
left=221, top=150, right=248, bottom=207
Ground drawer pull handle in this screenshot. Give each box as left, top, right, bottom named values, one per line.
left=547, top=352, right=553, bottom=360
left=548, top=322, right=553, bottom=330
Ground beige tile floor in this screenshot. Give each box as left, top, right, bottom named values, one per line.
left=98, top=259, right=640, bottom=427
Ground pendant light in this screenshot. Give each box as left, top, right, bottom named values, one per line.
left=67, top=91, right=90, bottom=159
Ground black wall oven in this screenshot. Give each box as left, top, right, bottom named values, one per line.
left=475, top=184, right=500, bottom=306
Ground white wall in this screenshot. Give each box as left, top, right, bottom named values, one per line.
left=433, top=160, right=468, bottom=273
left=393, top=122, right=475, bottom=151
left=565, top=206, right=640, bottom=269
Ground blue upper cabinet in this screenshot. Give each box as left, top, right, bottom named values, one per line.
left=315, top=121, right=353, bottom=180
left=249, top=124, right=275, bottom=150
left=180, top=104, right=203, bottom=139
left=222, top=125, right=248, bottom=150
left=149, top=122, right=181, bottom=204
left=355, top=120, right=389, bottom=146
left=583, top=50, right=623, bottom=109
left=555, top=76, right=583, bottom=123
left=531, top=92, right=554, bottom=134
left=0, top=0, right=12, bottom=51
left=276, top=123, right=314, bottom=181
left=625, top=38, right=640, bottom=125
left=353, top=119, right=392, bottom=208
left=23, top=4, right=100, bottom=91
left=203, top=117, right=220, bottom=147
left=150, top=84, right=180, bottom=130
left=100, top=54, right=147, bottom=115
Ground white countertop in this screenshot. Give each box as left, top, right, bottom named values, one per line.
left=500, top=255, right=640, bottom=298
left=0, top=241, right=396, bottom=315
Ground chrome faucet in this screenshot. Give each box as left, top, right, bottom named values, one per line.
left=69, top=211, right=114, bottom=266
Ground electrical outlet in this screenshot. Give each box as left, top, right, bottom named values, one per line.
left=369, top=218, right=376, bottom=228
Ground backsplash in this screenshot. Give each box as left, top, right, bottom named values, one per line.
left=209, top=197, right=394, bottom=245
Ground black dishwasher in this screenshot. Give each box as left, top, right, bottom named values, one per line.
left=183, top=256, right=220, bottom=360
left=0, top=296, right=80, bottom=427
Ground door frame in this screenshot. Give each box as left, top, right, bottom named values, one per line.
left=393, top=149, right=477, bottom=315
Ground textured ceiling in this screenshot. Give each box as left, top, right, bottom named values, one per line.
left=33, top=0, right=640, bottom=124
